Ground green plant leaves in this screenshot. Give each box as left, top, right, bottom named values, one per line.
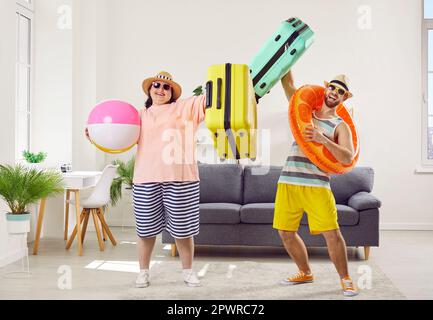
left=193, top=85, right=203, bottom=96
left=22, top=150, right=47, bottom=164
left=0, top=164, right=64, bottom=214
left=110, top=157, right=135, bottom=207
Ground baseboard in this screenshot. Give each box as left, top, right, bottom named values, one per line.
left=92, top=222, right=433, bottom=231
left=86, top=220, right=135, bottom=232
left=104, top=218, right=135, bottom=228
left=0, top=248, right=27, bottom=268
left=380, top=223, right=433, bottom=231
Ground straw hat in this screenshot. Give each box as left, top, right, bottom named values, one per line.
left=142, top=71, right=182, bottom=100
left=324, top=74, right=353, bottom=98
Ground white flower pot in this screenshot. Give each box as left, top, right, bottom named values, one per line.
left=6, top=213, right=31, bottom=234
left=26, top=163, right=43, bottom=171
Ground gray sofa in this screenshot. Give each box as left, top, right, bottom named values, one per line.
left=162, top=164, right=381, bottom=260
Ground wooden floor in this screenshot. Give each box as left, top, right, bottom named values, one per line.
left=0, top=229, right=432, bottom=300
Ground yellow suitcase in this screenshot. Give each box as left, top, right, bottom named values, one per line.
left=205, top=63, right=257, bottom=160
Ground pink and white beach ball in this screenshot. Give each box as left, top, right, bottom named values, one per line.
left=87, top=100, right=141, bottom=154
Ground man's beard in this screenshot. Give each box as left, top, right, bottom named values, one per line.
left=324, top=96, right=339, bottom=108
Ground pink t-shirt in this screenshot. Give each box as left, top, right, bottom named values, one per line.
left=133, top=95, right=206, bottom=184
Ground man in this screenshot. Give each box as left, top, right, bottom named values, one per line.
left=274, top=71, right=358, bottom=297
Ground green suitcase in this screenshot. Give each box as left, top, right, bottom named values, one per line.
left=250, top=17, right=315, bottom=101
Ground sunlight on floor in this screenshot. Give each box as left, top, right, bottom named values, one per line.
left=227, top=265, right=237, bottom=279
left=120, top=241, right=137, bottom=245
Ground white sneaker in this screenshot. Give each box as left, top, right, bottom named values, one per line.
left=135, top=270, right=150, bottom=288
left=182, top=269, right=201, bottom=287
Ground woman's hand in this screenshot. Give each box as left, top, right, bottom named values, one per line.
left=84, top=128, right=93, bottom=143
left=302, top=125, right=328, bottom=144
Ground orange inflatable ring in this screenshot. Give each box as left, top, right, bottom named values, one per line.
left=289, top=85, right=360, bottom=174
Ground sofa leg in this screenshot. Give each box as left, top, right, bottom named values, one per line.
left=364, top=246, right=370, bottom=260
left=171, top=244, right=177, bottom=257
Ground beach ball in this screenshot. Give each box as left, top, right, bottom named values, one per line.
left=87, top=100, right=141, bottom=154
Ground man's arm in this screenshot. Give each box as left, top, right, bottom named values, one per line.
left=281, top=70, right=296, bottom=102
left=303, top=123, right=355, bottom=165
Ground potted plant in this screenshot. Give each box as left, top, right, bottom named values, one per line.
left=22, top=150, right=47, bottom=170
left=110, top=157, right=135, bottom=207
left=0, top=164, right=64, bottom=234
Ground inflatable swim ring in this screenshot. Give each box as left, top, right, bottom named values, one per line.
left=289, top=85, right=359, bottom=174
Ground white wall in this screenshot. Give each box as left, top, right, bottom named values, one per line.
left=33, top=0, right=433, bottom=232
left=82, top=0, right=431, bottom=229
left=33, top=0, right=73, bottom=168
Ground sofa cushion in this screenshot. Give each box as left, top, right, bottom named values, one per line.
left=240, top=203, right=359, bottom=226
left=199, top=203, right=241, bottom=224
left=240, top=203, right=275, bottom=224
left=348, top=192, right=382, bottom=211
left=300, top=204, right=359, bottom=226
left=198, top=164, right=244, bottom=204
left=243, top=166, right=281, bottom=204
left=330, top=167, right=374, bottom=205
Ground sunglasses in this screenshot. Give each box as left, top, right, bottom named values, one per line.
left=328, top=85, right=347, bottom=96
left=152, top=82, right=171, bottom=91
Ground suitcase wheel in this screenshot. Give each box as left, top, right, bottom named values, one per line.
left=239, top=132, right=245, bottom=137
left=251, top=157, right=257, bottom=162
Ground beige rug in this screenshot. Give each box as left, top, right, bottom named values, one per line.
left=125, top=260, right=405, bottom=300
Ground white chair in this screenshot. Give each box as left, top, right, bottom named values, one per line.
left=66, top=165, right=118, bottom=252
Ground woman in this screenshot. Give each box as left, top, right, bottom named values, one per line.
left=87, top=71, right=206, bottom=288
left=133, top=71, right=206, bottom=288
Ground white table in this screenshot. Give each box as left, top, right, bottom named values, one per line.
left=33, top=171, right=102, bottom=256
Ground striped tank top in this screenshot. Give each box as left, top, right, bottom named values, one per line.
left=279, top=112, right=344, bottom=189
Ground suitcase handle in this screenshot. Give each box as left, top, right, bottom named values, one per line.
left=217, top=78, right=222, bottom=109
left=205, top=81, right=212, bottom=108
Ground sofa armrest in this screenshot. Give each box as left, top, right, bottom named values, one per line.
left=348, top=192, right=382, bottom=211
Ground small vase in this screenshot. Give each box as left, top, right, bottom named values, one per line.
left=6, top=212, right=31, bottom=234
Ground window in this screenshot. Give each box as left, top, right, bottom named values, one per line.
left=15, top=2, right=33, bottom=161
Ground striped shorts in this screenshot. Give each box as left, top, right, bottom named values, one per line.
left=133, top=181, right=200, bottom=239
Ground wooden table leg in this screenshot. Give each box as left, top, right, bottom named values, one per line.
left=65, top=209, right=86, bottom=249
left=64, top=190, right=71, bottom=241
left=33, top=198, right=47, bottom=255
left=74, top=190, right=83, bottom=256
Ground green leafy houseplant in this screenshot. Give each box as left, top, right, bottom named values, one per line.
left=192, top=85, right=203, bottom=96
left=110, top=157, right=135, bottom=207
left=0, top=164, right=64, bottom=215
left=22, top=150, right=47, bottom=164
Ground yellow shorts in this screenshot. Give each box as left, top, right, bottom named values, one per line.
left=273, top=183, right=339, bottom=235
